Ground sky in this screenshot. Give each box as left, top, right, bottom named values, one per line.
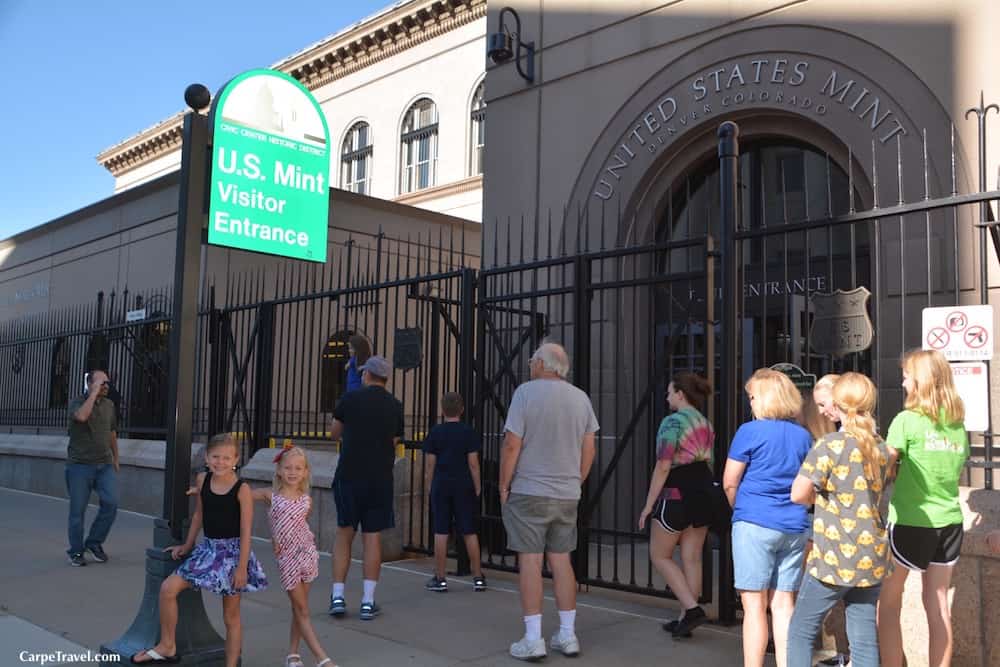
left=0, top=0, right=394, bottom=242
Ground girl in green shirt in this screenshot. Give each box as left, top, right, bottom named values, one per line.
left=878, top=349, right=969, bottom=667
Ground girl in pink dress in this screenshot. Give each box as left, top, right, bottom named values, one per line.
left=253, top=445, right=335, bottom=667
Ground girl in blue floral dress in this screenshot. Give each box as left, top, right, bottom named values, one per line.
left=131, top=433, right=267, bottom=666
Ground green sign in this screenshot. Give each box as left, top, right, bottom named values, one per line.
left=207, top=69, right=329, bottom=262
left=770, top=362, right=818, bottom=391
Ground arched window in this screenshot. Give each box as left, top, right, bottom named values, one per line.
left=470, top=82, right=485, bottom=176
left=341, top=121, right=372, bottom=195
left=85, top=334, right=109, bottom=373
left=49, top=338, right=70, bottom=408
left=400, top=98, right=438, bottom=193
left=320, top=330, right=354, bottom=412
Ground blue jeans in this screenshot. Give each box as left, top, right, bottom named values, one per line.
left=787, top=575, right=880, bottom=667
left=65, top=463, right=118, bottom=555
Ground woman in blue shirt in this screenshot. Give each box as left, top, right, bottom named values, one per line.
left=723, top=369, right=814, bottom=667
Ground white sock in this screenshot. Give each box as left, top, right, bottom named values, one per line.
left=558, top=609, right=576, bottom=635
left=523, top=614, right=542, bottom=641
left=362, top=579, right=377, bottom=604
left=332, top=582, right=345, bottom=599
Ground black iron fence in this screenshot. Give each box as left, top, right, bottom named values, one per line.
left=3, top=107, right=1000, bottom=619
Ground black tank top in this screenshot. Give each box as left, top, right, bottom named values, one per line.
left=201, top=471, right=244, bottom=539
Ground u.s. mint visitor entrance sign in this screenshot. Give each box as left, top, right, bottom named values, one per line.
left=208, top=69, right=330, bottom=262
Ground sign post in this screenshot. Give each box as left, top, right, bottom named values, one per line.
left=103, top=73, right=332, bottom=665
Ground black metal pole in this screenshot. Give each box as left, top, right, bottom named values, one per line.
left=163, top=111, right=209, bottom=529
left=973, top=100, right=996, bottom=490
left=572, top=255, right=592, bottom=582
left=454, top=267, right=477, bottom=576
left=102, top=103, right=227, bottom=666
left=717, top=120, right=740, bottom=624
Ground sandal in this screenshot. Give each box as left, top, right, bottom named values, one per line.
left=130, top=649, right=181, bottom=664
left=285, top=655, right=305, bottom=667
left=316, top=659, right=337, bottom=667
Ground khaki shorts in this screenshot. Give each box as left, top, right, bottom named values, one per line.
left=502, top=493, right=578, bottom=553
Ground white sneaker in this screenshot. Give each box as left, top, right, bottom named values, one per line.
left=550, top=630, right=580, bottom=656
left=509, top=636, right=547, bottom=661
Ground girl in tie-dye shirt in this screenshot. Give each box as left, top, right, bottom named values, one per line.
left=638, top=372, right=715, bottom=638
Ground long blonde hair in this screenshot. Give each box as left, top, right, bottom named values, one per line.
left=901, top=349, right=964, bottom=425
left=272, top=446, right=312, bottom=495
left=746, top=369, right=802, bottom=421
left=832, top=373, right=881, bottom=479
left=798, top=392, right=837, bottom=440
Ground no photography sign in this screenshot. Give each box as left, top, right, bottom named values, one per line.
left=921, top=305, right=993, bottom=361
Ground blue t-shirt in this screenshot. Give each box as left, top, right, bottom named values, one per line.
left=728, top=419, right=812, bottom=533
left=423, top=421, right=481, bottom=485
left=346, top=357, right=363, bottom=393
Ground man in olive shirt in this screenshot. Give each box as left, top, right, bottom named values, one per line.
left=66, top=370, right=120, bottom=566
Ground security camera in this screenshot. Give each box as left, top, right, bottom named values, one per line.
left=487, top=31, right=514, bottom=64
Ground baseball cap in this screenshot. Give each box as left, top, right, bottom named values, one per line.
left=360, top=355, right=391, bottom=378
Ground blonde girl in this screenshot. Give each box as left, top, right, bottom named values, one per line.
left=788, top=373, right=892, bottom=667
left=131, top=434, right=267, bottom=666
left=252, top=444, right=335, bottom=667
left=812, top=374, right=841, bottom=425
left=878, top=349, right=968, bottom=667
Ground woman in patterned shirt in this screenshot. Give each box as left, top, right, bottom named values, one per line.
left=787, top=372, right=891, bottom=667
left=638, top=372, right=715, bottom=638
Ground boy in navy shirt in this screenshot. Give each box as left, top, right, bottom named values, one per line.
left=423, top=392, right=486, bottom=592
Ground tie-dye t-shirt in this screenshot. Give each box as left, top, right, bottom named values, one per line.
left=656, top=407, right=715, bottom=500
left=798, top=432, right=891, bottom=587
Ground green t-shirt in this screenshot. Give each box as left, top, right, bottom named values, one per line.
left=885, top=409, right=968, bottom=528
left=67, top=395, right=117, bottom=465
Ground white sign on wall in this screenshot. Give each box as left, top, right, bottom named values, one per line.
left=125, top=308, right=147, bottom=323
left=951, top=362, right=989, bottom=432
left=921, top=305, right=993, bottom=361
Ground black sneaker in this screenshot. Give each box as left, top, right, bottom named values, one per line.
left=473, top=575, right=487, bottom=591
left=328, top=596, right=346, bottom=616
left=68, top=552, right=86, bottom=567
left=359, top=601, right=380, bottom=620
left=87, top=545, right=108, bottom=563
left=425, top=576, right=448, bottom=592
left=661, top=620, right=692, bottom=638
left=672, top=606, right=707, bottom=637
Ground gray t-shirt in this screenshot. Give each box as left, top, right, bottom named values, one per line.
left=504, top=378, right=600, bottom=500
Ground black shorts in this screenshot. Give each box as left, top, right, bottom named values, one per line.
left=430, top=481, right=479, bottom=536
left=652, top=492, right=713, bottom=534
left=333, top=477, right=395, bottom=533
left=889, top=523, right=963, bottom=571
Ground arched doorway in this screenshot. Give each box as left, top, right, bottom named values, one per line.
left=656, top=137, right=871, bottom=384
left=320, top=330, right=354, bottom=412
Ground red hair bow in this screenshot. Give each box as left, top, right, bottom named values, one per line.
left=273, top=441, right=294, bottom=463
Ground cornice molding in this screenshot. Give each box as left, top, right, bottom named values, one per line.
left=98, top=0, right=486, bottom=178
left=393, top=174, right=482, bottom=205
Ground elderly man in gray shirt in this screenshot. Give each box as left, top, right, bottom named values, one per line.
left=500, top=342, right=599, bottom=660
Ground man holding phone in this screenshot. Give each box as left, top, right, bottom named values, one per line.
left=66, top=370, right=119, bottom=566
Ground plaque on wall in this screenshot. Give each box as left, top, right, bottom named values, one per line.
left=809, top=287, right=874, bottom=357
left=393, top=327, right=423, bottom=370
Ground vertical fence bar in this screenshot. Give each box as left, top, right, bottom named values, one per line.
left=717, top=121, right=740, bottom=624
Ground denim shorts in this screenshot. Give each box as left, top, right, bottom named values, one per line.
left=732, top=520, right=808, bottom=592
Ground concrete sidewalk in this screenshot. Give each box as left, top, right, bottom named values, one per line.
left=0, top=487, right=757, bottom=666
